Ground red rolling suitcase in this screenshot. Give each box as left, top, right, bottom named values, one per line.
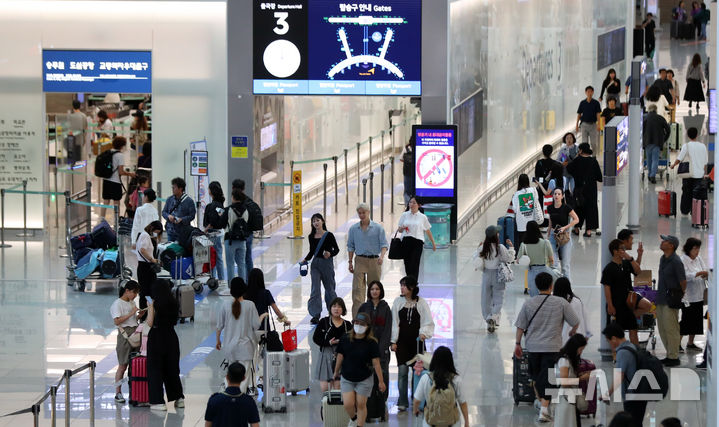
left=658, top=190, right=677, bottom=217
left=692, top=198, right=709, bottom=228
left=129, top=354, right=149, bottom=406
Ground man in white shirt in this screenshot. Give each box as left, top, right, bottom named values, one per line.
left=111, top=281, right=143, bottom=404
left=131, top=189, right=160, bottom=246
left=670, top=127, right=709, bottom=215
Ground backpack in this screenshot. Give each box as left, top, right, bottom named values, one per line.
left=618, top=345, right=669, bottom=398
left=424, top=374, right=460, bottom=426
left=244, top=199, right=263, bottom=232
left=228, top=205, right=251, bottom=241
left=94, top=150, right=117, bottom=178
left=402, top=150, right=413, bottom=176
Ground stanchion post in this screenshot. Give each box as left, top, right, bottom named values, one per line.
left=369, top=136, right=373, bottom=173
left=381, top=130, right=385, bottom=165
left=64, top=369, right=72, bottom=427
left=380, top=163, right=385, bottom=222
left=54, top=162, right=59, bottom=228
left=390, top=128, right=395, bottom=154
left=85, top=181, right=91, bottom=233
left=343, top=149, right=349, bottom=206
left=60, top=191, right=72, bottom=259
left=89, top=361, right=96, bottom=425
left=323, top=163, right=328, bottom=220
left=356, top=143, right=360, bottom=198
left=390, top=156, right=395, bottom=214
left=0, top=189, right=10, bottom=248
left=51, top=385, right=58, bottom=427
left=32, top=403, right=40, bottom=427
left=258, top=182, right=268, bottom=239
left=333, top=156, right=338, bottom=213
left=362, top=178, right=367, bottom=202
left=17, top=180, right=31, bottom=238
left=369, top=172, right=374, bottom=220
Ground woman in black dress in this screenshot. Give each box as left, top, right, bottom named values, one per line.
left=145, top=279, right=184, bottom=410
left=390, top=276, right=435, bottom=412
left=566, top=143, right=602, bottom=237
left=684, top=53, right=706, bottom=111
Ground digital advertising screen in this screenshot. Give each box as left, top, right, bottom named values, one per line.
left=413, top=126, right=457, bottom=198
left=597, top=27, right=625, bottom=70
left=615, top=116, right=629, bottom=174
left=253, top=0, right=421, bottom=95
left=42, top=50, right=152, bottom=93
left=451, top=88, right=483, bottom=157
left=261, top=122, right=278, bottom=151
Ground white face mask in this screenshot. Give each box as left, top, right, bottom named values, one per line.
left=152, top=232, right=159, bottom=238
left=353, top=324, right=367, bottom=335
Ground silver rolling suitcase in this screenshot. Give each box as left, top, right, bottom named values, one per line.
left=262, top=351, right=287, bottom=413
left=284, top=349, right=310, bottom=395
left=321, top=390, right=350, bottom=427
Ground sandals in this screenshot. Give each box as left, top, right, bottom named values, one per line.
left=583, top=232, right=592, bottom=237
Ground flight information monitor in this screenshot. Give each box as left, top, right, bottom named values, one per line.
left=253, top=0, right=421, bottom=95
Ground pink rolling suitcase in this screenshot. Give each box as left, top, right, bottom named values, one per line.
left=692, top=198, right=709, bottom=228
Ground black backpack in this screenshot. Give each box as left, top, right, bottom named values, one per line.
left=228, top=205, right=251, bottom=241
left=402, top=150, right=413, bottom=176
left=244, top=199, right=263, bottom=232
left=618, top=345, right=669, bottom=398
left=94, top=150, right=117, bottom=178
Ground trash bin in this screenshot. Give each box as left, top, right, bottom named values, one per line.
left=423, top=203, right=453, bottom=249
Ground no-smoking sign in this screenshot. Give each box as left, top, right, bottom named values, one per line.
left=416, top=148, right=453, bottom=188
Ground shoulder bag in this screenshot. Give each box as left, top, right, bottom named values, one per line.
left=496, top=246, right=515, bottom=283
left=525, top=294, right=551, bottom=336
left=388, top=230, right=405, bottom=260
left=532, top=190, right=545, bottom=223
left=677, top=161, right=691, bottom=179
left=118, top=325, right=141, bottom=348
left=261, top=309, right=284, bottom=352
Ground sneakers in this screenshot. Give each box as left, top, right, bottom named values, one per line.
left=114, top=393, right=125, bottom=403
left=150, top=404, right=167, bottom=411
left=174, top=398, right=185, bottom=408
left=523, top=288, right=529, bottom=295
left=486, top=318, right=495, bottom=333
left=687, top=343, right=702, bottom=351
left=537, top=408, right=553, bottom=422
left=397, top=405, right=407, bottom=412
left=347, top=418, right=358, bottom=427
left=660, top=358, right=680, bottom=367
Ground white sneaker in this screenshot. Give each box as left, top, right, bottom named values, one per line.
left=150, top=404, right=167, bottom=411
left=174, top=398, right=185, bottom=408
left=537, top=408, right=552, bottom=422
left=347, top=419, right=357, bottom=427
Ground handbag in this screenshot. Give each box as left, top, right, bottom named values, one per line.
left=533, top=191, right=545, bottom=223
left=497, top=261, right=514, bottom=283
left=666, top=287, right=685, bottom=309
left=118, top=325, right=141, bottom=348
left=282, top=327, right=298, bottom=352
left=554, top=227, right=570, bottom=247
left=261, top=308, right=284, bottom=352
left=677, top=161, right=691, bottom=179
left=576, top=394, right=589, bottom=412
left=388, top=231, right=405, bottom=260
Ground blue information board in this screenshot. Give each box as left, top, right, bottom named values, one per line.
left=253, top=0, right=421, bottom=95
left=42, top=50, right=152, bottom=93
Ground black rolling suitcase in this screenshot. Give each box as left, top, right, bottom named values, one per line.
left=670, top=20, right=679, bottom=38
left=366, top=370, right=389, bottom=422
left=680, top=22, right=694, bottom=39
left=513, top=352, right=534, bottom=405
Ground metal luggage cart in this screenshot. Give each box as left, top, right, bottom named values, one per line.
left=66, top=232, right=132, bottom=293
left=191, top=232, right=220, bottom=293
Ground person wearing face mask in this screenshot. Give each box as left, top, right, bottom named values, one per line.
left=313, top=297, right=351, bottom=392
left=390, top=276, right=434, bottom=412
left=101, top=136, right=135, bottom=219
left=135, top=220, right=164, bottom=314
left=333, top=312, right=387, bottom=427
left=303, top=213, right=340, bottom=324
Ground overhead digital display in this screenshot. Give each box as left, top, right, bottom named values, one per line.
left=709, top=89, right=717, bottom=135
left=414, top=126, right=457, bottom=198
left=615, top=116, right=629, bottom=174
left=597, top=27, right=625, bottom=70
left=253, top=0, right=421, bottom=95
left=42, top=50, right=152, bottom=93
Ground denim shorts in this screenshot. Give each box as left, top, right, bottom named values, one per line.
left=340, top=375, right=373, bottom=397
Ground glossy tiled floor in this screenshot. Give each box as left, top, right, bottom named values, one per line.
left=0, top=27, right=715, bottom=427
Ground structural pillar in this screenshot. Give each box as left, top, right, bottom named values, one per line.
left=626, top=56, right=645, bottom=230
left=420, top=0, right=449, bottom=125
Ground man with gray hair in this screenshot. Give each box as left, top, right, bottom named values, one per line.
left=642, top=102, right=671, bottom=183
left=347, top=203, right=388, bottom=317
left=655, top=234, right=686, bottom=367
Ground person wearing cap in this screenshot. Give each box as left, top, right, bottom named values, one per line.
left=656, top=234, right=687, bottom=366
left=131, top=188, right=159, bottom=247
left=333, top=311, right=386, bottom=427
left=566, top=143, right=602, bottom=237
left=477, top=225, right=515, bottom=333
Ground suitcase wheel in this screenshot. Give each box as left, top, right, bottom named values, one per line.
left=206, top=278, right=219, bottom=291
left=191, top=280, right=203, bottom=294
left=180, top=318, right=186, bottom=324
left=191, top=316, right=194, bottom=322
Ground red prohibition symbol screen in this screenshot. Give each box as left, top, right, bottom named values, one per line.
left=414, top=126, right=456, bottom=198
left=416, top=149, right=453, bottom=187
